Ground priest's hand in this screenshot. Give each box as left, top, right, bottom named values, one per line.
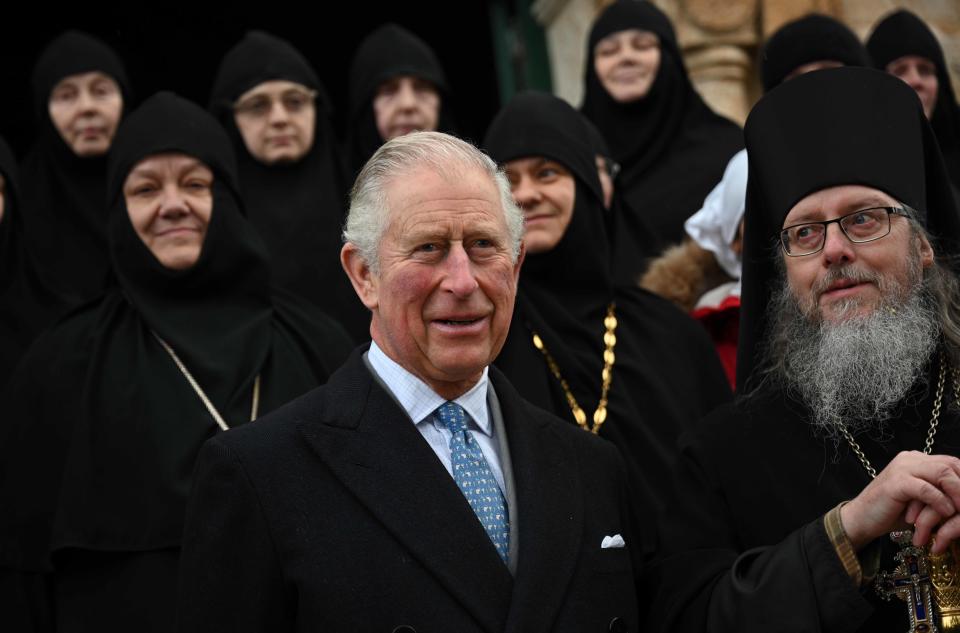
left=840, top=451, right=960, bottom=551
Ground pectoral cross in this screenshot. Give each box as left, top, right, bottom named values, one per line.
left=876, top=531, right=939, bottom=633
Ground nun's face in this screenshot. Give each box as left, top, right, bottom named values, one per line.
left=48, top=71, right=123, bottom=157
left=781, top=185, right=933, bottom=323
left=373, top=75, right=440, bottom=141
left=504, top=157, right=575, bottom=254
left=886, top=55, right=939, bottom=120
left=233, top=80, right=317, bottom=165
left=123, top=153, right=214, bottom=271
left=594, top=29, right=660, bottom=103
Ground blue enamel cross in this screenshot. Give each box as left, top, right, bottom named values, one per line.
left=876, top=532, right=938, bottom=633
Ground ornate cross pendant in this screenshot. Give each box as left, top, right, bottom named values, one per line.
left=876, top=531, right=938, bottom=633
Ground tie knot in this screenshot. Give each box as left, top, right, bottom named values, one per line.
left=436, top=401, right=468, bottom=434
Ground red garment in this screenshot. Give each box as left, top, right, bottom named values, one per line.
left=691, top=294, right=740, bottom=390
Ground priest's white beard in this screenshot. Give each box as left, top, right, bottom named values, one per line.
left=769, top=259, right=939, bottom=440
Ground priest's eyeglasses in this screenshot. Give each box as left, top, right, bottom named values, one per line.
left=779, top=206, right=914, bottom=257
left=233, top=89, right=317, bottom=119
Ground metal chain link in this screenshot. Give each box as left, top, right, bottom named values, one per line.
left=841, top=351, right=949, bottom=480
left=153, top=331, right=260, bottom=431
left=530, top=303, right=617, bottom=435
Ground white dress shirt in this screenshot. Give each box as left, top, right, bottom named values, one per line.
left=366, top=342, right=506, bottom=495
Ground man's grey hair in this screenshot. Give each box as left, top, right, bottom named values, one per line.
left=342, top=131, right=524, bottom=273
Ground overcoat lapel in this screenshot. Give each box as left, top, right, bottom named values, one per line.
left=297, top=352, right=513, bottom=633
left=492, top=370, right=583, bottom=633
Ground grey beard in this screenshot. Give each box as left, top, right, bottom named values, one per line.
left=768, top=266, right=940, bottom=441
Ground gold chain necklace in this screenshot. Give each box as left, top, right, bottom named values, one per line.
left=840, top=351, right=957, bottom=479
left=530, top=303, right=617, bottom=435
left=152, top=332, right=261, bottom=431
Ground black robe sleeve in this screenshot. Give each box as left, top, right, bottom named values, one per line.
left=646, top=435, right=875, bottom=633
left=176, top=437, right=293, bottom=633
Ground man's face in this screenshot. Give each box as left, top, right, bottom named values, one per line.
left=373, top=75, right=440, bottom=141
left=593, top=29, right=661, bottom=103
left=782, top=184, right=933, bottom=324
left=504, top=157, right=575, bottom=254
left=886, top=55, right=939, bottom=120
left=123, top=153, right=214, bottom=271
left=233, top=80, right=316, bottom=165
left=343, top=166, right=522, bottom=397
left=48, top=71, right=123, bottom=157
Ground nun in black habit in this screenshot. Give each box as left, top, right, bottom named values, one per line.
left=484, top=91, right=731, bottom=512
left=20, top=31, right=131, bottom=303
left=346, top=23, right=455, bottom=176
left=581, top=0, right=743, bottom=283
left=645, top=68, right=960, bottom=633
left=209, top=30, right=367, bottom=342
left=867, top=9, right=960, bottom=194
left=0, top=136, right=68, bottom=392
left=0, top=92, right=353, bottom=632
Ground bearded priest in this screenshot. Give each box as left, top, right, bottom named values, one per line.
left=648, top=66, right=960, bottom=633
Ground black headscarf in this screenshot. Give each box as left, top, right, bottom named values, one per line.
left=19, top=31, right=132, bottom=302
left=346, top=24, right=456, bottom=175
left=0, top=92, right=353, bottom=574
left=867, top=9, right=960, bottom=193
left=737, top=67, right=960, bottom=388
left=0, top=136, right=68, bottom=390
left=760, top=14, right=870, bottom=92
left=581, top=0, right=743, bottom=271
left=209, top=31, right=366, bottom=342
left=486, top=91, right=731, bottom=510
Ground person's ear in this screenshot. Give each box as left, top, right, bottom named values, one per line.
left=917, top=232, right=935, bottom=269
left=341, top=243, right=379, bottom=310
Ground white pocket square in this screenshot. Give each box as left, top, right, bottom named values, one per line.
left=601, top=534, right=626, bottom=549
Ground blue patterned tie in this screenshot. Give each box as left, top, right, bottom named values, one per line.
left=435, top=401, right=510, bottom=563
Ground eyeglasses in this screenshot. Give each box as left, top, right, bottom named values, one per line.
left=779, top=205, right=915, bottom=257
left=233, top=89, right=317, bottom=119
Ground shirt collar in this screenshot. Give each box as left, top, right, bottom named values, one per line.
left=367, top=341, right=492, bottom=436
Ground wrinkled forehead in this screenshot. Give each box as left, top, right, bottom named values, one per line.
left=125, top=151, right=211, bottom=181
left=782, top=184, right=899, bottom=226
left=385, top=163, right=500, bottom=212
left=51, top=70, right=119, bottom=93
left=236, top=79, right=313, bottom=101
left=596, top=28, right=659, bottom=46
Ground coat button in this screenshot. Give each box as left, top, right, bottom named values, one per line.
left=608, top=617, right=626, bottom=633
left=392, top=626, right=416, bottom=633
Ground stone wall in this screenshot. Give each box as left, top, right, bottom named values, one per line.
left=534, top=0, right=960, bottom=125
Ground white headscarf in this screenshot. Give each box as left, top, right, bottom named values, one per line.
left=684, top=149, right=748, bottom=282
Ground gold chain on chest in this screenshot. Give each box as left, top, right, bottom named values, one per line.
left=530, top=303, right=617, bottom=435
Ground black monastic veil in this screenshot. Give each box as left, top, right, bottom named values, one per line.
left=580, top=0, right=743, bottom=281
left=0, top=136, right=68, bottom=392
left=346, top=23, right=456, bottom=177
left=867, top=9, right=960, bottom=195
left=209, top=30, right=367, bottom=342
left=759, top=13, right=870, bottom=93
left=0, top=92, right=353, bottom=632
left=484, top=91, right=731, bottom=515
left=19, top=31, right=132, bottom=303
left=648, top=67, right=960, bottom=633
